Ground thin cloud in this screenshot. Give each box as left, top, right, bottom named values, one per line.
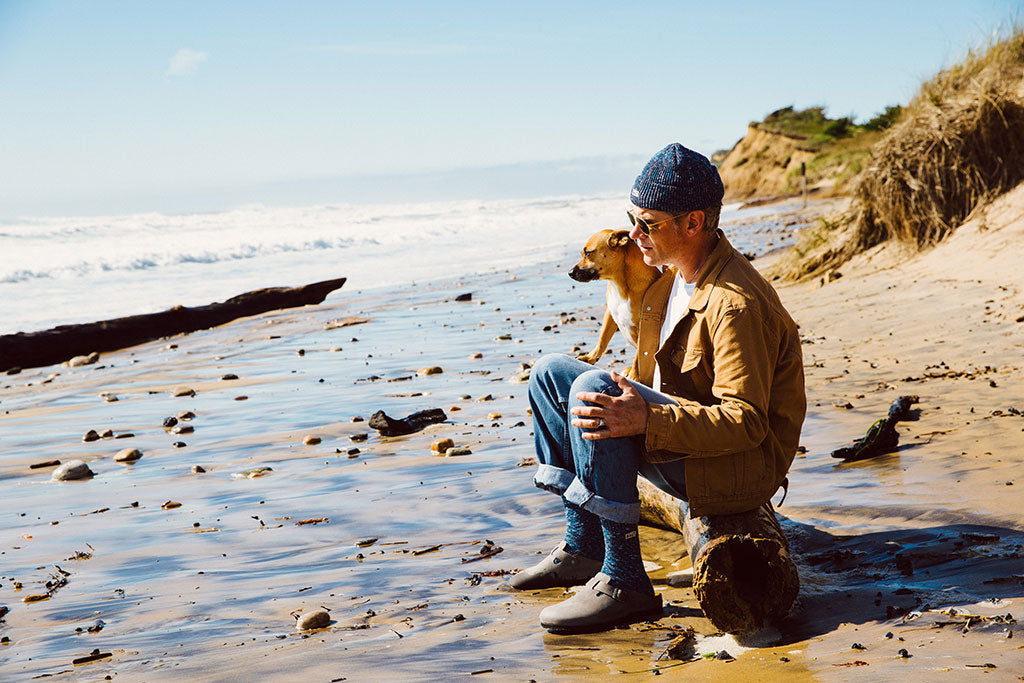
left=166, top=49, right=209, bottom=76
left=309, top=42, right=469, bottom=57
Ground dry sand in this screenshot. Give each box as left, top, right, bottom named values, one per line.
left=1, top=191, right=1022, bottom=681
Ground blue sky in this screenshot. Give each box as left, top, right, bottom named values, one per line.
left=0, top=0, right=1020, bottom=216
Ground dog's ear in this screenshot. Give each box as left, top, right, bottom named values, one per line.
left=608, top=230, right=632, bottom=248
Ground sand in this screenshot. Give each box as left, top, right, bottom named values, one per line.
left=1, top=192, right=1022, bottom=681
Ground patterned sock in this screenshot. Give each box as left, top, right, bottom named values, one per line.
left=562, top=500, right=604, bottom=561
left=599, top=519, right=654, bottom=595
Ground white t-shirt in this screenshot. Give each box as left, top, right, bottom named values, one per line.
left=653, top=273, right=697, bottom=393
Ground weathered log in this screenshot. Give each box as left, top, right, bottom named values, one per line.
left=0, top=278, right=346, bottom=372
left=368, top=408, right=447, bottom=437
left=830, top=394, right=919, bottom=462
left=637, top=477, right=799, bottom=634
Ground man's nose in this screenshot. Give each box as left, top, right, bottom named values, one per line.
left=627, top=223, right=645, bottom=241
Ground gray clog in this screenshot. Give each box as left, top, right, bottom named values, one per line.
left=508, top=543, right=603, bottom=590
left=539, top=572, right=662, bottom=633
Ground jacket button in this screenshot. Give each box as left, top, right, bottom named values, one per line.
left=646, top=306, right=651, bottom=311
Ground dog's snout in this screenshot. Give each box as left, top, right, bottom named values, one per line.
left=569, top=265, right=598, bottom=282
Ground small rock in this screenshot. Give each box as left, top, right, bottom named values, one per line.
left=477, top=394, right=494, bottom=402
left=666, top=568, right=694, bottom=587
left=350, top=433, right=368, bottom=442
left=99, top=429, right=114, bottom=439
left=100, top=393, right=118, bottom=403
left=296, top=610, right=330, bottom=630
left=454, top=293, right=472, bottom=302
left=508, top=368, right=532, bottom=384
left=163, top=416, right=179, bottom=428
left=431, top=438, right=455, bottom=453
left=67, top=352, right=99, bottom=367
left=897, top=648, right=910, bottom=658
left=222, top=374, right=239, bottom=380
left=172, top=425, right=194, bottom=435
left=114, top=448, right=142, bottom=463
left=191, top=465, right=206, bottom=473
left=172, top=441, right=187, bottom=448
left=469, top=352, right=483, bottom=359
left=418, top=366, right=443, bottom=376
left=53, top=460, right=94, bottom=481
left=177, top=411, right=195, bottom=420
left=29, top=460, right=61, bottom=470
left=445, top=447, right=472, bottom=457
left=303, top=435, right=322, bottom=446
left=172, top=387, right=196, bottom=398
left=351, top=416, right=364, bottom=423
left=487, top=412, right=502, bottom=420
left=5, top=366, right=21, bottom=375
left=234, top=467, right=273, bottom=478
left=347, top=448, right=360, bottom=456
left=162, top=501, right=182, bottom=509
left=235, top=395, right=248, bottom=401
left=114, top=432, right=135, bottom=439
left=82, top=429, right=100, bottom=442
left=296, top=349, right=305, bottom=356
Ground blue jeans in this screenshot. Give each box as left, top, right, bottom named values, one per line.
left=528, top=354, right=688, bottom=524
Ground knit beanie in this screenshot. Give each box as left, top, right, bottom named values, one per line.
left=630, top=143, right=724, bottom=213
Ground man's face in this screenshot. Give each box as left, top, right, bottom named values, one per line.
left=627, top=206, right=688, bottom=267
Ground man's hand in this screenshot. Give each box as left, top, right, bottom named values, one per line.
left=570, top=370, right=648, bottom=440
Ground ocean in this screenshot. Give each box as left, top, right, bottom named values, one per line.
left=0, top=194, right=802, bottom=336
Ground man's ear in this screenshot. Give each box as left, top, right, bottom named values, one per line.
left=685, top=210, right=706, bottom=235
left=608, top=230, right=632, bottom=248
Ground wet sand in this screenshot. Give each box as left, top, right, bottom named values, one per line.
left=1, top=194, right=1022, bottom=681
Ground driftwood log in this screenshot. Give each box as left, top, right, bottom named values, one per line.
left=638, top=477, right=799, bottom=633
left=831, top=395, right=919, bottom=462
left=0, top=278, right=346, bottom=372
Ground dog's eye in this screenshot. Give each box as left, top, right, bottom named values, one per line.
left=583, top=249, right=595, bottom=257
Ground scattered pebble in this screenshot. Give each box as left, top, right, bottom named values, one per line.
left=66, top=352, right=99, bottom=367
left=418, top=366, right=443, bottom=376
left=469, top=352, right=483, bottom=359
left=445, top=447, right=472, bottom=457
left=172, top=425, right=194, bottom=435
left=82, top=430, right=100, bottom=443
left=172, top=387, right=196, bottom=398
left=477, top=394, right=494, bottom=402
left=100, top=393, right=119, bottom=403
left=235, top=395, right=248, bottom=401
left=52, top=460, right=94, bottom=481
left=351, top=416, right=364, bottom=423
left=487, top=412, right=502, bottom=420
left=177, top=411, right=195, bottom=420
left=234, top=467, right=273, bottom=478
left=114, top=448, right=142, bottom=463
left=295, top=610, right=330, bottom=630
left=347, top=448, right=360, bottom=456
left=191, top=465, right=206, bottom=473
left=222, top=373, right=239, bottom=380
left=162, top=501, right=182, bottom=509
left=172, top=441, right=187, bottom=448
left=303, top=435, right=322, bottom=446
left=163, top=416, right=178, bottom=428
left=29, top=459, right=61, bottom=470
left=350, top=433, right=368, bottom=442
left=431, top=438, right=455, bottom=453
left=99, top=429, right=114, bottom=439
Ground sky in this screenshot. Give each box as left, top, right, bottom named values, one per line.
left=0, top=0, right=1020, bottom=217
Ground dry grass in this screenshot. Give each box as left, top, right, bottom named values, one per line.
left=771, top=25, right=1024, bottom=280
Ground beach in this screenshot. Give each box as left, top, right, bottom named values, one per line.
left=1, top=193, right=1022, bottom=681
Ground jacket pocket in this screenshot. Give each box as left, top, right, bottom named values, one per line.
left=670, top=345, right=703, bottom=374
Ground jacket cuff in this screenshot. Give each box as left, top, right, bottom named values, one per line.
left=644, top=402, right=674, bottom=453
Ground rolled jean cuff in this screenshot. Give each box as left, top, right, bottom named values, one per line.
left=563, top=477, right=640, bottom=525
left=534, top=464, right=575, bottom=495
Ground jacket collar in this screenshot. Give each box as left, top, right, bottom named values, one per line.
left=688, top=229, right=733, bottom=312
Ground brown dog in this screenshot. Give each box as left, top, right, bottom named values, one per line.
left=568, top=229, right=661, bottom=364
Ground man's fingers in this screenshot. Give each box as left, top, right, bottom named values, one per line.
left=573, top=390, right=614, bottom=406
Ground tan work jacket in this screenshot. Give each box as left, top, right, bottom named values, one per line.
left=629, top=231, right=806, bottom=517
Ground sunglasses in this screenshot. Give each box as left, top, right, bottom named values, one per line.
left=627, top=211, right=684, bottom=235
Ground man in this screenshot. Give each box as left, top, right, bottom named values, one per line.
left=510, top=143, right=806, bottom=634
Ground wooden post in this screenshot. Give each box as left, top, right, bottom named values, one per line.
left=637, top=477, right=799, bottom=634
left=801, top=161, right=807, bottom=209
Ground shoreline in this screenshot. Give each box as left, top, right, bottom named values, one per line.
left=1, top=195, right=1022, bottom=680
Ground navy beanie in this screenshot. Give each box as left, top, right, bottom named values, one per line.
left=630, top=143, right=724, bottom=213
